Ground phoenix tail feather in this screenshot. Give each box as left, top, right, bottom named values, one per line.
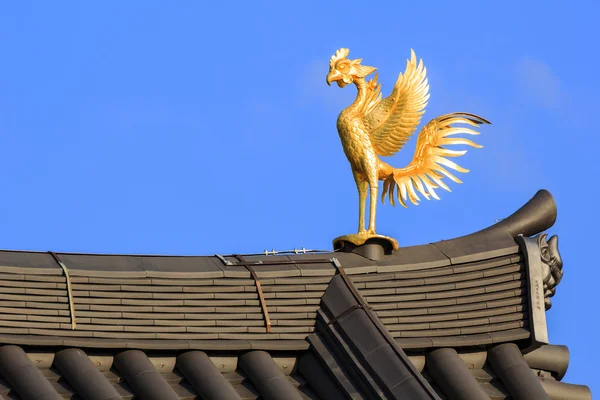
left=381, top=112, right=490, bottom=207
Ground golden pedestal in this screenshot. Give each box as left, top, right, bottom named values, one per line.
left=333, top=233, right=399, bottom=260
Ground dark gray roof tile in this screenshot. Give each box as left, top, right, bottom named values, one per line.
left=428, top=334, right=494, bottom=348
left=523, top=345, right=569, bottom=380
left=451, top=254, right=518, bottom=273
left=398, top=282, right=453, bottom=294
left=0, top=341, right=590, bottom=400
left=92, top=331, right=155, bottom=339
left=377, top=244, right=450, bottom=272
left=482, top=263, right=524, bottom=277
left=303, top=333, right=362, bottom=399
left=350, top=272, right=396, bottom=282
left=238, top=351, right=305, bottom=400
left=0, top=251, right=60, bottom=271
left=24, top=274, right=67, bottom=282
left=286, top=254, right=336, bottom=274
left=395, top=267, right=454, bottom=279
left=62, top=337, right=127, bottom=348
left=0, top=327, right=29, bottom=335
left=137, top=256, right=225, bottom=279
left=488, top=343, right=550, bottom=399
left=114, top=350, right=180, bottom=400
left=426, top=348, right=489, bottom=400
left=0, top=345, right=61, bottom=400
left=271, top=277, right=332, bottom=285
left=254, top=265, right=302, bottom=279
left=316, top=275, right=439, bottom=399
left=538, top=378, right=592, bottom=400
left=489, top=328, right=530, bottom=343
left=58, top=253, right=144, bottom=272
left=247, top=339, right=309, bottom=351
left=177, top=351, right=240, bottom=400
left=54, top=348, right=121, bottom=400
left=432, top=232, right=519, bottom=265
left=70, top=269, right=148, bottom=278
left=0, top=272, right=25, bottom=281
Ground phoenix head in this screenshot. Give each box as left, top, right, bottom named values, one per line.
left=326, top=48, right=377, bottom=88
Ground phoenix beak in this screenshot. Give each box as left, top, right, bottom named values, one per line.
left=326, top=69, right=341, bottom=86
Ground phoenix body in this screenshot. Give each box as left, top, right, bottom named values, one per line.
left=326, top=48, right=490, bottom=236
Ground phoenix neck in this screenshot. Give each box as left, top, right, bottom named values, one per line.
left=349, top=78, right=368, bottom=111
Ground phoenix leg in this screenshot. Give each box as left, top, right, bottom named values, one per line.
left=354, top=173, right=368, bottom=234
left=367, top=180, right=378, bottom=234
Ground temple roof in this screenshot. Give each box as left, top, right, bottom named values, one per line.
left=0, top=343, right=590, bottom=400
left=0, top=240, right=527, bottom=350
left=0, top=190, right=591, bottom=399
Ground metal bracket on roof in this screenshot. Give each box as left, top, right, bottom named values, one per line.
left=330, top=257, right=373, bottom=315
left=216, top=248, right=332, bottom=258
left=48, top=251, right=77, bottom=330
left=331, top=257, right=342, bottom=269
left=263, top=247, right=326, bottom=256
left=214, top=253, right=234, bottom=266
left=216, top=254, right=334, bottom=267
left=318, top=304, right=364, bottom=333
left=234, top=255, right=272, bottom=334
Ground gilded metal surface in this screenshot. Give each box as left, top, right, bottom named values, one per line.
left=333, top=233, right=399, bottom=251
left=327, top=48, right=490, bottom=237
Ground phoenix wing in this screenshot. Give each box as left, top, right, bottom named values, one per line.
left=381, top=113, right=490, bottom=207
left=363, top=49, right=429, bottom=157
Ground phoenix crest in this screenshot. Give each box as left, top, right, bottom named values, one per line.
left=327, top=48, right=490, bottom=243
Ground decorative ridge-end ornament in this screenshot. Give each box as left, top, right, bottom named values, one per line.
left=537, top=233, right=563, bottom=310
left=328, top=48, right=490, bottom=251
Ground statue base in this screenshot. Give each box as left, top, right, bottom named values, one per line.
left=333, top=233, right=399, bottom=261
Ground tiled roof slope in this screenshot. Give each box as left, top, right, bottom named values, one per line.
left=304, top=274, right=590, bottom=400
left=0, top=249, right=527, bottom=350
left=0, top=345, right=318, bottom=400
left=352, top=251, right=528, bottom=349
left=307, top=274, right=439, bottom=399
left=0, top=191, right=555, bottom=350
left=0, top=274, right=590, bottom=400
left=0, top=344, right=590, bottom=400
left=0, top=189, right=591, bottom=399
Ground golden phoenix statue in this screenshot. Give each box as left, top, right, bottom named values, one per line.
left=327, top=48, right=490, bottom=250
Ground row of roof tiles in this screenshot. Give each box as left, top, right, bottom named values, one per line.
left=0, top=342, right=589, bottom=399
left=0, top=243, right=531, bottom=349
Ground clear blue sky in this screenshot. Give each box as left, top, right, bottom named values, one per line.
left=1, top=0, right=598, bottom=391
